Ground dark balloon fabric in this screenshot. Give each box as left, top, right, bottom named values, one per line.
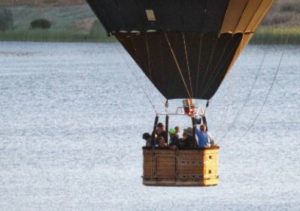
left=86, top=0, right=230, bottom=33
left=86, top=0, right=274, bottom=99
left=116, top=32, right=243, bottom=99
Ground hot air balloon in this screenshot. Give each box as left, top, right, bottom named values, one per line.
left=86, top=0, right=274, bottom=186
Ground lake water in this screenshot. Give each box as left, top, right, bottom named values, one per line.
left=0, top=42, right=299, bottom=210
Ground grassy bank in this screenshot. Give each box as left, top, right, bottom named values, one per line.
left=252, top=27, right=300, bottom=44
left=1, top=27, right=298, bottom=44
left=0, top=25, right=115, bottom=42
left=0, top=30, right=91, bottom=42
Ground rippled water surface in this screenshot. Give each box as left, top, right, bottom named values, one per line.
left=0, top=42, right=299, bottom=210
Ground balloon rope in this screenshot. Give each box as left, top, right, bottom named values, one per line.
left=221, top=47, right=267, bottom=140
left=145, top=34, right=153, bottom=79
left=160, top=34, right=175, bottom=101
left=199, top=37, right=218, bottom=95
left=236, top=35, right=289, bottom=142
left=182, top=32, right=194, bottom=97
left=164, top=32, right=192, bottom=98
left=115, top=40, right=158, bottom=114
left=145, top=34, right=168, bottom=107
left=195, top=34, right=203, bottom=97
left=201, top=36, right=233, bottom=97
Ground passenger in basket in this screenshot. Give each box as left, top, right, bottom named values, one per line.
left=179, top=127, right=194, bottom=149
left=175, top=126, right=180, bottom=137
left=142, top=132, right=152, bottom=147
left=155, top=122, right=168, bottom=143
left=195, top=124, right=210, bottom=148
left=157, top=136, right=168, bottom=148
left=169, top=128, right=179, bottom=149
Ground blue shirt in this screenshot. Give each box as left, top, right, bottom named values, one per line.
left=195, top=128, right=209, bottom=148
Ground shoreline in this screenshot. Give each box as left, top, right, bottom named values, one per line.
left=1, top=27, right=299, bottom=44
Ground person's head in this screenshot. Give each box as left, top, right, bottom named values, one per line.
left=175, top=126, right=180, bottom=134
left=142, top=133, right=151, bottom=141
left=183, top=127, right=193, bottom=139
left=169, top=128, right=176, bottom=137
left=200, top=124, right=206, bottom=132
left=156, top=122, right=165, bottom=133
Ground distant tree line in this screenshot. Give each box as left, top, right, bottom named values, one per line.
left=0, top=7, right=13, bottom=31
left=30, top=19, right=52, bottom=29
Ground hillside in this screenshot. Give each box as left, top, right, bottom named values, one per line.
left=264, top=0, right=300, bottom=26
left=0, top=0, right=300, bottom=43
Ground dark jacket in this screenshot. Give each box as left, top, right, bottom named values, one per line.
left=169, top=135, right=179, bottom=147
left=179, top=136, right=194, bottom=149
left=156, top=131, right=168, bottom=143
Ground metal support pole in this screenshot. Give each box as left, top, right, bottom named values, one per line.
left=151, top=116, right=159, bottom=148
left=165, top=100, right=169, bottom=144
left=165, top=115, right=169, bottom=144
left=202, top=115, right=208, bottom=132
left=191, top=117, right=197, bottom=148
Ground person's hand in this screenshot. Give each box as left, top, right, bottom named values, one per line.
left=200, top=108, right=205, bottom=115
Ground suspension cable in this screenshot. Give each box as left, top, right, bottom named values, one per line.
left=221, top=44, right=268, bottom=140
left=164, top=32, right=192, bottom=98
left=182, top=32, right=194, bottom=96
left=202, top=100, right=210, bottom=116
left=236, top=35, right=289, bottom=142
left=145, top=34, right=168, bottom=107
left=164, top=99, right=169, bottom=114
left=195, top=34, right=203, bottom=97
left=199, top=37, right=218, bottom=94
left=115, top=36, right=159, bottom=114
left=145, top=33, right=153, bottom=79
left=201, top=36, right=233, bottom=97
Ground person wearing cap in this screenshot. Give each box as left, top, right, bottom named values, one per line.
left=179, top=127, right=194, bottom=149
left=155, top=122, right=168, bottom=144
left=175, top=126, right=180, bottom=136
left=169, top=128, right=179, bottom=149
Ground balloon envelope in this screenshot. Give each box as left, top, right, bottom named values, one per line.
left=86, top=0, right=274, bottom=99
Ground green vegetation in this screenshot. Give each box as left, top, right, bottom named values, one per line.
left=0, top=28, right=115, bottom=42
left=252, top=27, right=300, bottom=44
left=30, top=18, right=52, bottom=29
left=0, top=30, right=87, bottom=42
left=88, top=20, right=116, bottom=42
left=0, top=8, right=13, bottom=31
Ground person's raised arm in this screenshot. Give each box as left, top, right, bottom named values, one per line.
left=202, top=115, right=208, bottom=132
left=194, top=126, right=201, bottom=136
